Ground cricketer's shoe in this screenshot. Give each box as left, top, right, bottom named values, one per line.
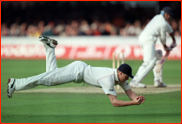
left=39, top=36, right=58, bottom=48
left=129, top=80, right=147, bottom=88
left=7, top=78, right=16, bottom=98
left=154, top=80, right=167, bottom=87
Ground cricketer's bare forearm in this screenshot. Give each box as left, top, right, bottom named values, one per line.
left=107, top=94, right=140, bottom=107
left=125, top=89, right=137, bottom=101
left=169, top=32, right=176, bottom=42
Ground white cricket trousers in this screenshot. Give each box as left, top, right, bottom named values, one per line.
left=132, top=37, right=163, bottom=83
left=15, top=47, right=88, bottom=91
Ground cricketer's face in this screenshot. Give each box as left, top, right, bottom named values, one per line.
left=164, top=13, right=172, bottom=21
left=118, top=72, right=129, bottom=82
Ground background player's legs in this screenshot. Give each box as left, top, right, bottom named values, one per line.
left=153, top=65, right=164, bottom=82
left=130, top=40, right=156, bottom=87
left=153, top=50, right=166, bottom=87
left=153, top=50, right=163, bottom=82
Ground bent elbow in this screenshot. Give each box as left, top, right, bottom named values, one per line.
left=111, top=101, right=119, bottom=107
left=113, top=104, right=119, bottom=107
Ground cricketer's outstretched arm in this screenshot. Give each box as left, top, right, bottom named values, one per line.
left=107, top=94, right=144, bottom=107
left=125, top=89, right=137, bottom=100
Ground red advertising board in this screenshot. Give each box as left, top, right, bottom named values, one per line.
left=1, top=44, right=181, bottom=60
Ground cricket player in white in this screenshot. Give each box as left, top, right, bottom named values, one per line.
left=129, top=6, right=177, bottom=88
left=7, top=36, right=145, bottom=107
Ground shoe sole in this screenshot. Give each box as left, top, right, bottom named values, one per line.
left=7, top=78, right=15, bottom=98
left=7, top=78, right=11, bottom=98
left=39, top=36, right=58, bottom=47
left=39, top=36, right=50, bottom=42
left=51, top=39, right=58, bottom=45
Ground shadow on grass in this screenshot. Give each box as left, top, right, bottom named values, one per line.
left=2, top=113, right=181, bottom=123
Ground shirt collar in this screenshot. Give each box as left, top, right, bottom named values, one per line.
left=114, top=69, right=120, bottom=82
left=159, top=14, right=166, bottom=21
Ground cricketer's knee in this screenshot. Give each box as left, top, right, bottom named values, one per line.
left=153, top=50, right=163, bottom=71
left=156, top=50, right=163, bottom=60
left=153, top=50, right=163, bottom=69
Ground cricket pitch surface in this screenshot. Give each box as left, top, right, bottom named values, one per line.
left=16, top=84, right=181, bottom=94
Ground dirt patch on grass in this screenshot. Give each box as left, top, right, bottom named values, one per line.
left=16, top=84, right=181, bottom=94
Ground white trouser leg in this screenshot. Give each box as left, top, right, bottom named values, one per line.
left=159, top=67, right=163, bottom=82
left=15, top=61, right=88, bottom=91
left=45, top=47, right=57, bottom=72
left=15, top=44, right=88, bottom=91
left=132, top=59, right=156, bottom=83
left=15, top=46, right=58, bottom=90
left=153, top=50, right=163, bottom=82
left=132, top=40, right=156, bottom=83
left=153, top=63, right=163, bottom=82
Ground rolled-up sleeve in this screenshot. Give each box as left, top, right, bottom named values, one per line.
left=98, top=77, right=117, bottom=96
left=119, top=81, right=131, bottom=90
left=160, top=23, right=173, bottom=45
left=159, top=28, right=166, bottom=45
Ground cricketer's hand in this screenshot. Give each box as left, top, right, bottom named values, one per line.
left=164, top=45, right=172, bottom=52
left=134, top=95, right=145, bottom=105
left=139, top=95, right=146, bottom=104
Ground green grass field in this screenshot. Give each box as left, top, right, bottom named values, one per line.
left=1, top=59, right=181, bottom=123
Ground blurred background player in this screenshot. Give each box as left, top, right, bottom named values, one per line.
left=129, top=6, right=177, bottom=88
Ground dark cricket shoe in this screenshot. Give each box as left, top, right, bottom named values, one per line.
left=7, top=78, right=16, bottom=98
left=154, top=80, right=167, bottom=87
left=39, top=36, right=58, bottom=48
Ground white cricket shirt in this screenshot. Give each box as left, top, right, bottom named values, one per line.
left=139, top=14, right=173, bottom=45
left=83, top=65, right=131, bottom=96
